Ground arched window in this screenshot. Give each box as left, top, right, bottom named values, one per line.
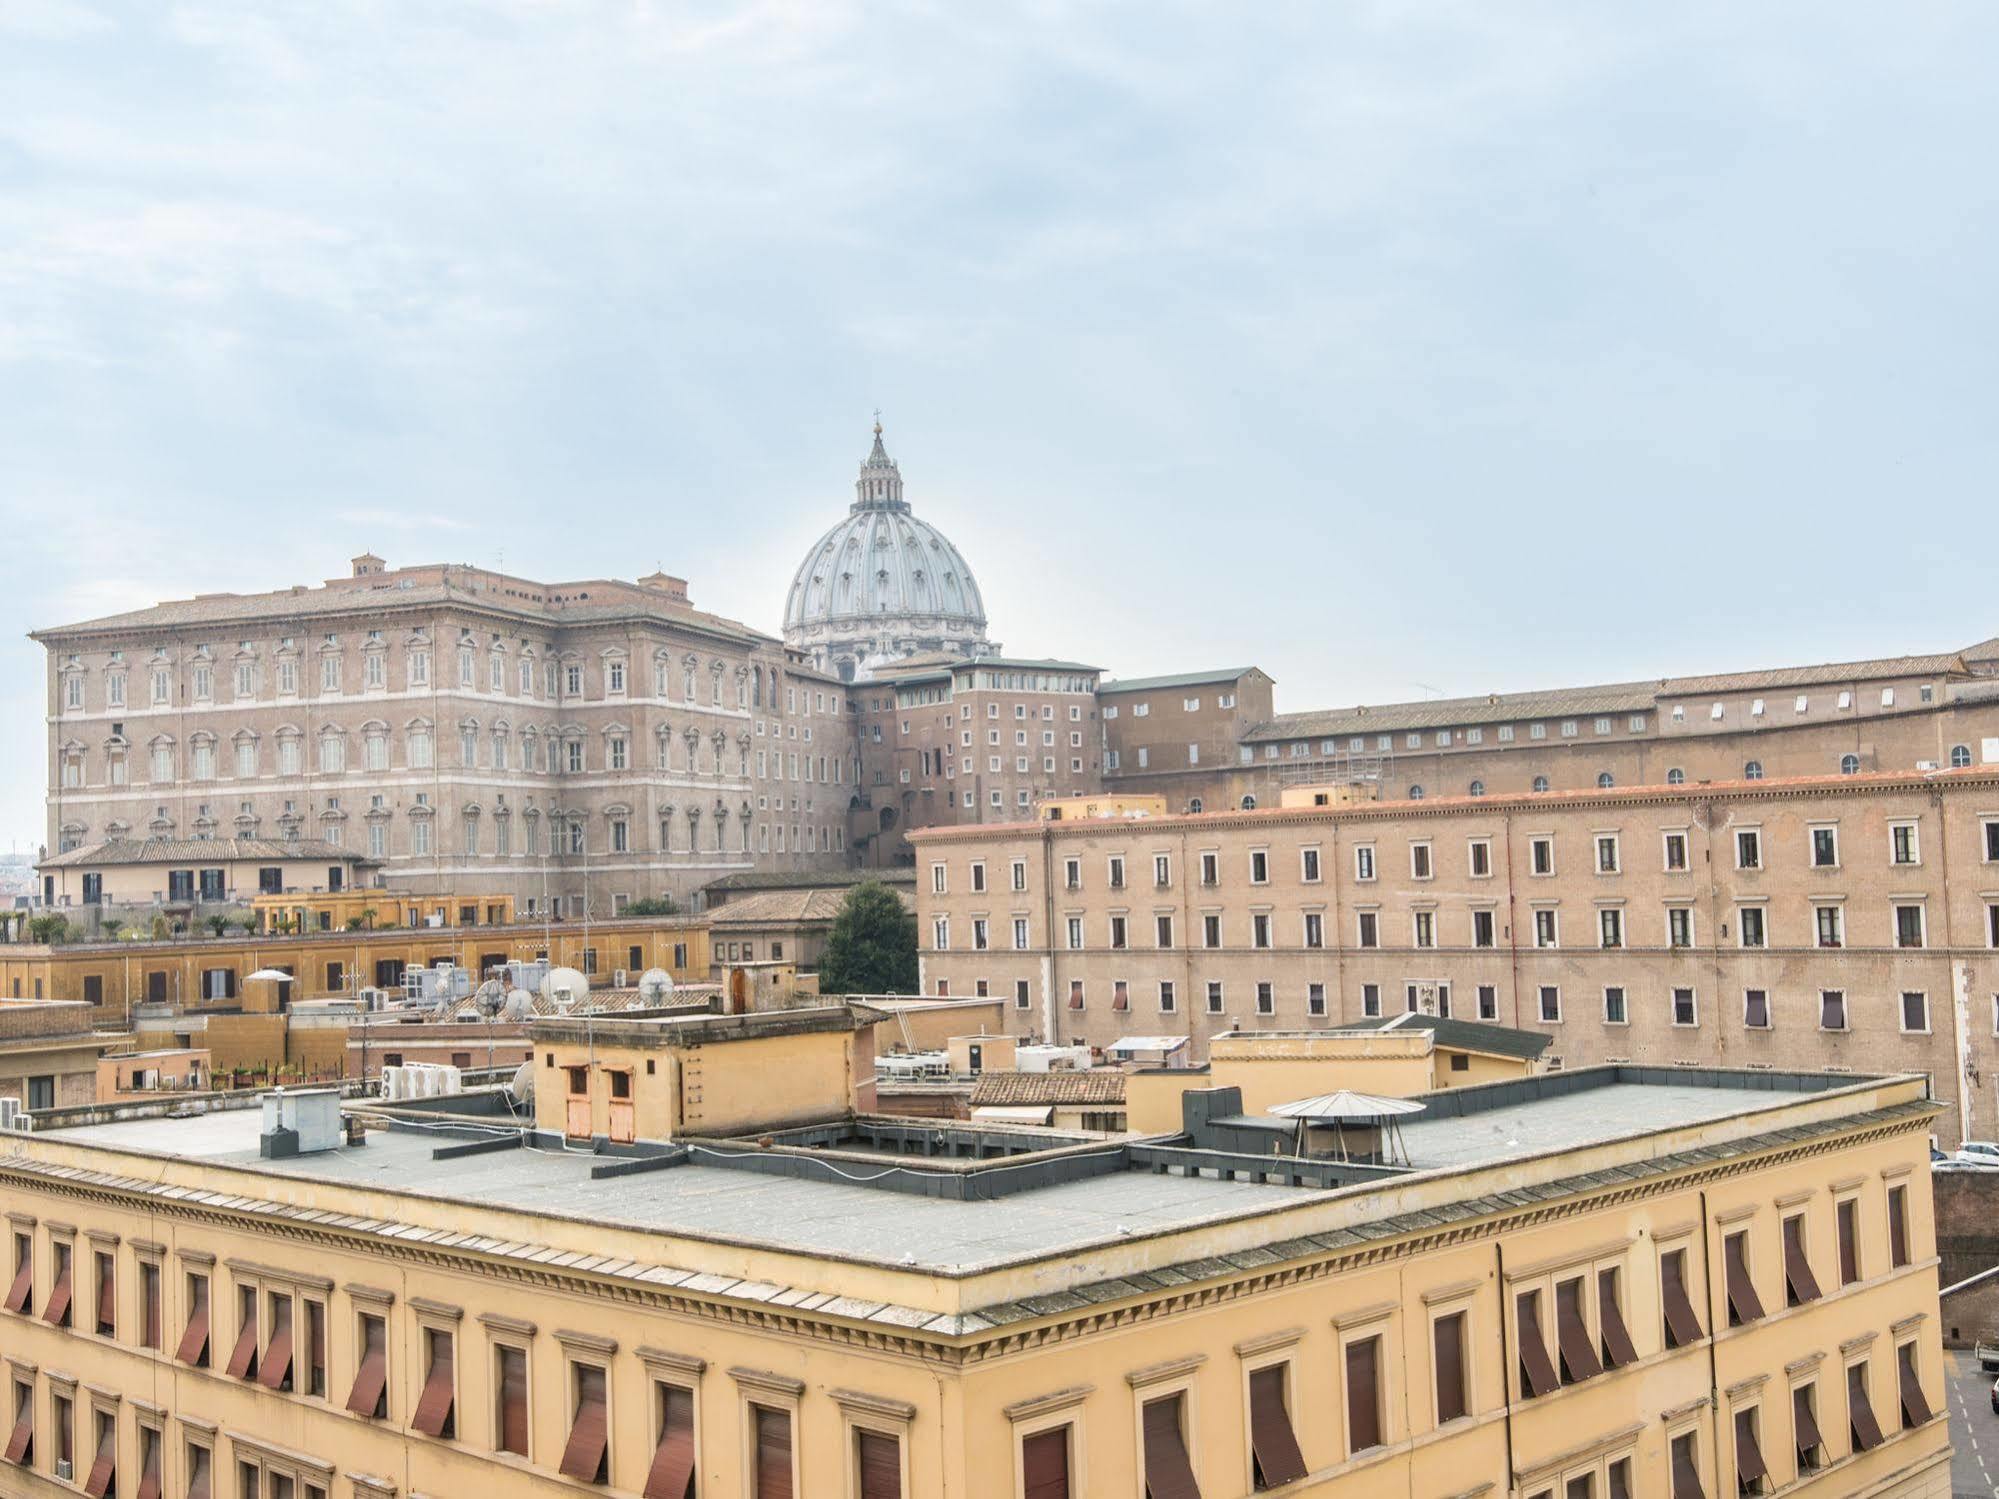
left=1743, top=760, right=1763, bottom=780
left=1240, top=794, right=1257, bottom=811
left=1408, top=785, right=1425, bottom=800
left=1532, top=776, right=1550, bottom=793
left=1596, top=772, right=1614, bottom=789
left=1469, top=780, right=1485, bottom=797
left=1667, top=768, right=1685, bottom=785
left=1951, top=744, right=1972, bottom=768
left=1188, top=797, right=1204, bottom=814
left=1840, top=753, right=1860, bottom=775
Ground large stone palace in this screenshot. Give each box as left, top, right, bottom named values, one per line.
left=31, top=424, right=1999, bottom=919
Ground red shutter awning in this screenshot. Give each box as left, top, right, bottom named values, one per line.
left=1555, top=1279, right=1603, bottom=1383
left=642, top=1384, right=697, bottom=1499
left=186, top=1447, right=212, bottom=1499
left=134, top=1435, right=163, bottom=1499
left=3, top=1259, right=30, bottom=1316
left=1899, top=1348, right=1936, bottom=1428
left=1022, top=1428, right=1069, bottom=1499
left=175, top=1285, right=210, bottom=1367
left=410, top=1344, right=455, bottom=1438
left=753, top=1405, right=793, bottom=1499
left=224, top=1312, right=259, bottom=1381
left=82, top=1422, right=115, bottom=1498
left=257, top=1304, right=294, bottom=1391
left=1141, top=1396, right=1200, bottom=1499
left=42, top=1260, right=72, bottom=1327
left=1515, top=1294, right=1560, bottom=1398
left=1849, top=1367, right=1885, bottom=1452
left=1733, top=1411, right=1768, bottom=1486
left=96, top=1262, right=115, bottom=1334
left=1724, top=1235, right=1765, bottom=1326
left=1782, top=1218, right=1822, bottom=1305
left=560, top=1369, right=610, bottom=1483
left=345, top=1320, right=388, bottom=1418
left=1670, top=1441, right=1706, bottom=1499
left=1597, top=1271, right=1639, bottom=1369
left=856, top=1429, right=901, bottom=1499
left=1661, top=1252, right=1704, bottom=1347
left=3, top=1406, right=30, bottom=1465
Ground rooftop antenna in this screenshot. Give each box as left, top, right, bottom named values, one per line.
left=1411, top=682, right=1445, bottom=698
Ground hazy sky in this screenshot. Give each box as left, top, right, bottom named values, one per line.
left=3, top=1, right=1996, bottom=852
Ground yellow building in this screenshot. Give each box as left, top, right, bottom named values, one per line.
left=252, top=888, right=518, bottom=936
left=0, top=1019, right=1951, bottom=1499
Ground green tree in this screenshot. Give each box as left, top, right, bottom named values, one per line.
left=27, top=913, right=71, bottom=946
left=816, top=881, right=917, bottom=996
left=100, top=917, right=125, bottom=942
left=206, top=914, right=229, bottom=938
left=625, top=895, right=678, bottom=917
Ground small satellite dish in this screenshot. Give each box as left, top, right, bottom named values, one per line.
left=541, top=966, right=588, bottom=1005
left=502, top=988, right=533, bottom=1021
left=507, top=1060, right=535, bottom=1109
left=638, top=968, right=674, bottom=1003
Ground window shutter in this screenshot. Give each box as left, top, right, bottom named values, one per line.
left=142, top=1272, right=161, bottom=1349
left=176, top=1281, right=210, bottom=1366
left=1140, top=1396, right=1200, bottom=1499
left=641, top=1384, right=696, bottom=1499
left=1596, top=1271, right=1639, bottom=1369
left=1346, top=1335, right=1383, bottom=1452
left=1515, top=1294, right=1560, bottom=1398
left=134, top=1433, right=163, bottom=1499
left=1837, top=1203, right=1860, bottom=1285
left=1021, top=1429, right=1069, bottom=1499
left=2, top=1258, right=28, bottom=1315
left=411, top=1336, right=455, bottom=1437
left=1888, top=1188, right=1910, bottom=1268
left=1782, top=1218, right=1822, bottom=1305
left=186, top=1446, right=212, bottom=1499
left=82, top=1421, right=115, bottom=1498
left=95, top=1260, right=114, bottom=1333
left=1432, top=1314, right=1467, bottom=1422
left=257, top=1299, right=294, bottom=1390
left=1661, top=1252, right=1704, bottom=1347
left=1670, top=1439, right=1705, bottom=1499
left=3, top=1404, right=29, bottom=1465
left=345, top=1317, right=388, bottom=1418
left=1554, top=1279, right=1602, bottom=1383
left=1848, top=1364, right=1884, bottom=1451
left=560, top=1367, right=611, bottom=1483
left=1724, top=1235, right=1765, bottom=1325
left=1792, top=1385, right=1823, bottom=1459
left=753, top=1405, right=793, bottom=1499
left=42, top=1256, right=72, bottom=1327
left=224, top=1303, right=259, bottom=1381
left=1732, top=1411, right=1768, bottom=1487
left=1899, top=1345, right=1935, bottom=1428
left=856, top=1430, right=901, bottom=1499
left=498, top=1348, right=530, bottom=1457
left=1247, top=1366, right=1308, bottom=1485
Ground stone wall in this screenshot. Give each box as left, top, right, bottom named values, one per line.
left=1933, top=1168, right=1999, bottom=1289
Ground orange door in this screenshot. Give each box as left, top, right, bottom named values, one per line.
left=608, top=1101, right=635, bottom=1144
left=565, top=1097, right=593, bottom=1139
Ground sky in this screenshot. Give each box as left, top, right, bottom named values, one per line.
left=2, top=0, right=1996, bottom=852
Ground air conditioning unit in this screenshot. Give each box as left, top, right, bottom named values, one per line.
left=0, top=1099, right=27, bottom=1133
left=56, top=1459, right=73, bottom=1480
left=614, top=969, right=628, bottom=989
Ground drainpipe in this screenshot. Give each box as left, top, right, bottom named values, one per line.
left=1699, top=1189, right=1722, bottom=1499
left=1495, top=1239, right=1517, bottom=1485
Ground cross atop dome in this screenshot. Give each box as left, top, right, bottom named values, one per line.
left=854, top=416, right=908, bottom=513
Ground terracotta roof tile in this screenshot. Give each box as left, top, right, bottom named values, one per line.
left=968, top=1071, right=1126, bottom=1107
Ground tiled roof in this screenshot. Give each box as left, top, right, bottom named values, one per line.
left=703, top=868, right=914, bottom=895
left=1100, top=667, right=1263, bottom=694
left=1245, top=682, right=1655, bottom=742
left=1657, top=651, right=1969, bottom=696
left=968, top=1071, right=1127, bottom=1107
left=708, top=887, right=910, bottom=926
left=41, top=837, right=365, bottom=869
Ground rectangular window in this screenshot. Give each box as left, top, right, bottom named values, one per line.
left=1663, top=832, right=1688, bottom=871
left=93, top=1250, right=114, bottom=1336
left=1782, top=1215, right=1821, bottom=1307
left=4, top=1377, right=29, bottom=1468
left=1847, top=1361, right=1884, bottom=1453
left=1433, top=1312, right=1468, bottom=1423
left=1901, top=990, right=1929, bottom=1033
left=1247, top=1365, right=1308, bottom=1487
left=1539, top=985, right=1560, bottom=1023
left=1361, top=983, right=1380, bottom=1018
left=1206, top=981, right=1224, bottom=1014
left=1413, top=911, right=1434, bottom=949
left=1302, top=912, right=1321, bottom=948
left=1307, top=982, right=1325, bottom=1016
left=1468, top=839, right=1491, bottom=877
left=1249, top=850, right=1268, bottom=884
left=1744, top=989, right=1770, bottom=1029
left=1021, top=1427, right=1069, bottom=1499
left=1672, top=987, right=1697, bottom=1026
left=1477, top=985, right=1497, bottom=1021
left=1794, top=1382, right=1825, bottom=1472
left=1736, top=829, right=1760, bottom=869
left=1345, top=1335, right=1383, bottom=1455
left=1888, top=1183, right=1910, bottom=1269
left=1596, top=835, right=1619, bottom=873
left=1820, top=990, right=1847, bottom=1031
left=1598, top=908, right=1622, bottom=949
left=1812, top=826, right=1838, bottom=867
left=1410, top=843, right=1432, bottom=880
left=1733, top=1406, right=1769, bottom=1497
left=1357, top=912, right=1377, bottom=949
left=412, top=1327, right=456, bottom=1437
left=1814, top=905, right=1843, bottom=948
left=750, top=1404, right=791, bottom=1498
left=46, top=1240, right=73, bottom=1329
left=1354, top=846, right=1375, bottom=881
left=1516, top=1290, right=1559, bottom=1398
left=1250, top=913, right=1270, bottom=949
left=1895, top=905, right=1926, bottom=949
left=1159, top=981, right=1176, bottom=1013
left=561, top=1365, right=611, bottom=1484
left=1667, top=907, right=1693, bottom=947
left=1891, top=823, right=1919, bottom=865
left=1598, top=1267, right=1638, bottom=1369
left=1739, top=906, right=1766, bottom=948
left=1603, top=986, right=1627, bottom=1025
left=1141, top=1393, right=1198, bottom=1495
left=1661, top=1248, right=1703, bottom=1347
left=1534, top=910, right=1558, bottom=948
left=346, top=1313, right=389, bottom=1419
left=1897, top=1340, right=1935, bottom=1430
left=1472, top=909, right=1495, bottom=948
left=1554, top=1276, right=1601, bottom=1385
left=1530, top=837, right=1553, bottom=875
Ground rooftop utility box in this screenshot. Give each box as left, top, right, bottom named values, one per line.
left=260, top=1087, right=343, bottom=1158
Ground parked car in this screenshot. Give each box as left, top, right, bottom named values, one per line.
left=1960, top=1140, right=1999, bottom=1164
left=1991, top=1374, right=1999, bottom=1415
left=1980, top=1341, right=1999, bottom=1373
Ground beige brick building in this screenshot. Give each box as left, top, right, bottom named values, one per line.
left=34, top=557, right=858, bottom=916
left=911, top=766, right=1999, bottom=1146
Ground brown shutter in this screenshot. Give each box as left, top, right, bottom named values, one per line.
left=411, top=1336, right=455, bottom=1437
left=2, top=1257, right=29, bottom=1315
left=497, top=1347, right=529, bottom=1457
left=134, top=1432, right=162, bottom=1499
left=642, top=1384, right=697, bottom=1499
left=175, top=1280, right=210, bottom=1366
left=754, top=1405, right=793, bottom=1499
left=95, top=1257, right=114, bottom=1333
left=1346, top=1335, right=1383, bottom=1452
left=1597, top=1271, right=1638, bottom=1369
left=1021, top=1429, right=1069, bottom=1499
left=1899, top=1345, right=1935, bottom=1428
left=1141, top=1395, right=1200, bottom=1499
left=1733, top=1410, right=1767, bottom=1486
left=82, top=1420, right=115, bottom=1498
left=3, top=1404, right=29, bottom=1464
left=1661, top=1251, right=1704, bottom=1347
left=1433, top=1313, right=1467, bottom=1422
left=1247, top=1366, right=1308, bottom=1486
left=1792, top=1385, right=1823, bottom=1458
left=1782, top=1217, right=1821, bottom=1305
left=1554, top=1279, right=1602, bottom=1383
left=345, top=1317, right=388, bottom=1418
left=1067, top=983, right=1083, bottom=1011
left=560, top=1367, right=611, bottom=1483
left=1837, top=1201, right=1859, bottom=1285
left=257, top=1299, right=294, bottom=1391
left=224, top=1303, right=259, bottom=1380
left=1515, top=1293, right=1560, bottom=1398
left=1670, top=1438, right=1705, bottom=1499
left=1724, top=1235, right=1765, bottom=1326
left=186, top=1445, right=212, bottom=1499
left=42, top=1256, right=72, bottom=1327
left=1607, top=1459, right=1631, bottom=1499
left=856, top=1430, right=901, bottom=1499
left=1888, top=1187, right=1910, bottom=1268
left=1848, top=1364, right=1884, bottom=1451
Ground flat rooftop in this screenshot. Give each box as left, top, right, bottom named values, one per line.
left=40, top=1067, right=1893, bottom=1274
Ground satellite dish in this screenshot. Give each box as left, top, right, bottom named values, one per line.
left=502, top=988, right=533, bottom=1021
left=507, top=1060, right=535, bottom=1109
left=476, top=978, right=505, bottom=1015
left=541, top=966, right=588, bottom=1006
left=638, top=968, right=674, bottom=1003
